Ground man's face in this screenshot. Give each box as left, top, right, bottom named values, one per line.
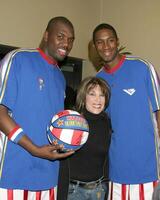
left=44, top=22, right=74, bottom=61
left=94, top=28, right=119, bottom=64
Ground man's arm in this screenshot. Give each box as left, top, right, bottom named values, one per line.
left=0, top=105, right=74, bottom=160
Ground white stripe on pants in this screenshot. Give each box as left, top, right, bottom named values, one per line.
left=108, top=181, right=158, bottom=200
left=0, top=186, right=57, bottom=200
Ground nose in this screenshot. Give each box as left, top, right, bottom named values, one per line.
left=103, top=41, right=110, bottom=49
left=95, top=95, right=101, bottom=102
left=62, top=38, right=69, bottom=49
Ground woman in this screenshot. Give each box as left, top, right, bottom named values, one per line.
left=67, top=76, right=111, bottom=200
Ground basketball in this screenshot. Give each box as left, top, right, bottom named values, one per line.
left=47, top=110, right=89, bottom=151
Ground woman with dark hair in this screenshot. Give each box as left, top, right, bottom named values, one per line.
left=67, top=76, right=111, bottom=200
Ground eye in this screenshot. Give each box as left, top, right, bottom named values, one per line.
left=88, top=92, right=95, bottom=96
left=108, top=37, right=116, bottom=43
left=96, top=40, right=103, bottom=45
left=109, top=39, right=114, bottom=42
left=68, top=38, right=74, bottom=44
left=57, top=34, right=64, bottom=40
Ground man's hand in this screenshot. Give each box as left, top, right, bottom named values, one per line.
left=31, top=143, right=74, bottom=160
left=18, top=135, right=74, bottom=160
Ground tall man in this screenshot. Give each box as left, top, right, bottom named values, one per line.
left=93, top=23, right=160, bottom=199
left=0, top=16, right=75, bottom=200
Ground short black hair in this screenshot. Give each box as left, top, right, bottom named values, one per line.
left=93, top=23, right=118, bottom=43
left=46, top=16, right=74, bottom=32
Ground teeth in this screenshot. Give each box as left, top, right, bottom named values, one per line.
left=104, top=51, right=111, bottom=56
left=104, top=52, right=111, bottom=56
left=58, top=49, right=66, bottom=56
left=93, top=105, right=101, bottom=108
left=59, top=49, right=66, bottom=53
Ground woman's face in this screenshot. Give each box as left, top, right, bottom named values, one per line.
left=85, top=85, right=105, bottom=114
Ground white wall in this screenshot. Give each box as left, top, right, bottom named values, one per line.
left=0, top=0, right=101, bottom=77
left=100, top=0, right=160, bottom=72
left=0, top=1, right=159, bottom=77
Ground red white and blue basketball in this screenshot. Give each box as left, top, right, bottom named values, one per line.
left=47, top=110, right=89, bottom=151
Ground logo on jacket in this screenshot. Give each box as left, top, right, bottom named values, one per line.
left=123, top=88, right=136, bottom=95
left=38, top=77, right=45, bottom=90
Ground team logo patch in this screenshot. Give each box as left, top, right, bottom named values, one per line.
left=123, top=88, right=136, bottom=95
left=38, top=77, right=45, bottom=90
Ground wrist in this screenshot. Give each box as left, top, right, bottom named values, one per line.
left=17, top=134, right=40, bottom=157
left=8, top=125, right=25, bottom=143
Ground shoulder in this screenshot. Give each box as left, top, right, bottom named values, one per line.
left=12, top=48, right=38, bottom=59
left=124, top=55, right=158, bottom=77
left=125, top=55, right=154, bottom=69
left=0, top=48, right=39, bottom=76
left=1, top=48, right=38, bottom=64
left=100, top=111, right=110, bottom=122
left=101, top=111, right=112, bottom=133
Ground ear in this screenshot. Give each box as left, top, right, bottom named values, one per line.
left=117, top=38, right=120, bottom=47
left=89, top=40, right=97, bottom=51
left=43, top=31, right=49, bottom=42
left=93, top=43, right=96, bottom=50
left=91, top=40, right=96, bottom=49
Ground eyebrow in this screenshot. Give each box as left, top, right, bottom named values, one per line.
left=58, top=31, right=75, bottom=40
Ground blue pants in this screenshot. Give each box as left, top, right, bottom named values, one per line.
left=67, top=182, right=108, bottom=200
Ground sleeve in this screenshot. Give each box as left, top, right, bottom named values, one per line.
left=146, top=62, right=160, bottom=112
left=0, top=51, right=26, bottom=143
left=0, top=50, right=18, bottom=111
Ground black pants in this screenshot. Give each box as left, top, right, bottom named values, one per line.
left=57, top=158, right=70, bottom=200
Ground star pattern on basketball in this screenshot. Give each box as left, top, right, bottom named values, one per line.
left=57, top=119, right=64, bottom=127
